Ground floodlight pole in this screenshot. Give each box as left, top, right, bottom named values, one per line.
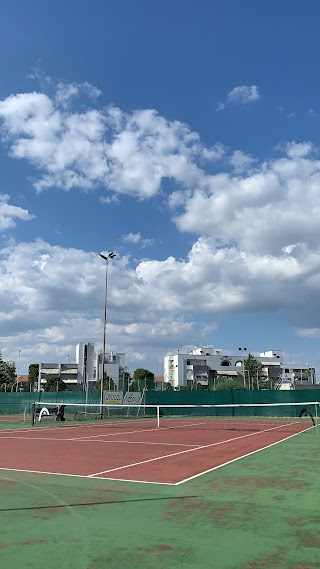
left=99, top=252, right=116, bottom=416
left=239, top=347, right=247, bottom=389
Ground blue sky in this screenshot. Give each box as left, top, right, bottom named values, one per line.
left=1, top=0, right=320, bottom=377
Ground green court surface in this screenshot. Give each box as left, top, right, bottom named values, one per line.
left=1, top=428, right=319, bottom=569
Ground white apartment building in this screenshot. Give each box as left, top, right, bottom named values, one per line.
left=38, top=343, right=126, bottom=391
left=94, top=350, right=126, bottom=390
left=37, top=362, right=80, bottom=390
left=163, top=347, right=315, bottom=389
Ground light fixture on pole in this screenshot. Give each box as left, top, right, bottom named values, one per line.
left=239, top=347, right=247, bottom=388
left=99, top=252, right=116, bottom=416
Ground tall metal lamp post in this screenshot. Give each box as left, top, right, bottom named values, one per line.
left=99, top=252, right=116, bottom=415
left=239, top=347, right=247, bottom=389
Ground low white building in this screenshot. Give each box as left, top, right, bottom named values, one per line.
left=164, top=347, right=246, bottom=388
left=38, top=362, right=80, bottom=390
left=163, top=347, right=315, bottom=389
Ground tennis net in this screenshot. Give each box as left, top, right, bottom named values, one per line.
left=31, top=401, right=319, bottom=434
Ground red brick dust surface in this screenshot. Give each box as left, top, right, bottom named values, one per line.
left=0, top=418, right=310, bottom=484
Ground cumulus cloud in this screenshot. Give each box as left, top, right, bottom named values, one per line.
left=216, top=84, right=260, bottom=111
left=227, top=85, right=260, bottom=104
left=0, top=194, right=34, bottom=230
left=229, top=150, right=256, bottom=173
left=122, top=232, right=155, bottom=248
left=0, top=239, right=208, bottom=367
left=0, top=83, right=223, bottom=199
left=170, top=142, right=320, bottom=261
left=2, top=79, right=320, bottom=372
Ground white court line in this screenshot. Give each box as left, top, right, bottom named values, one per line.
left=0, top=467, right=174, bottom=486
left=0, top=424, right=312, bottom=487
left=0, top=436, right=197, bottom=447
left=88, top=421, right=299, bottom=477
left=70, top=421, right=207, bottom=440
left=175, top=425, right=315, bottom=484
left=0, top=421, right=207, bottom=442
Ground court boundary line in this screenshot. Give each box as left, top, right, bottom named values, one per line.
left=175, top=424, right=315, bottom=484
left=0, top=467, right=175, bottom=486
left=88, top=420, right=301, bottom=477
left=0, top=424, right=313, bottom=486
left=0, top=421, right=208, bottom=441
left=0, top=436, right=197, bottom=447
left=71, top=421, right=208, bottom=440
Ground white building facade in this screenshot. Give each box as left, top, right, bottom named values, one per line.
left=38, top=343, right=126, bottom=391
left=94, top=350, right=126, bottom=390
left=163, top=347, right=316, bottom=389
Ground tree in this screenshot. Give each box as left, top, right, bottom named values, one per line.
left=165, top=382, right=174, bottom=391
left=132, top=368, right=155, bottom=391
left=95, top=373, right=116, bottom=391
left=28, top=363, right=39, bottom=391
left=244, top=354, right=263, bottom=389
left=213, top=376, right=250, bottom=391
left=43, top=376, right=67, bottom=392
left=0, top=352, right=16, bottom=391
left=124, top=370, right=132, bottom=392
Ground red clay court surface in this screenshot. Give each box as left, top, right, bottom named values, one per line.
left=0, top=418, right=313, bottom=485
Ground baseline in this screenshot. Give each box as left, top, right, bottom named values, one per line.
left=0, top=467, right=175, bottom=486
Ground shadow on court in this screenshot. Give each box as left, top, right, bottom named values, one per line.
left=0, top=494, right=198, bottom=512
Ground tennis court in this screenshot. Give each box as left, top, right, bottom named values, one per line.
left=0, top=402, right=315, bottom=484
left=1, top=400, right=320, bottom=569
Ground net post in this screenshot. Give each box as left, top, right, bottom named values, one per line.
left=316, top=402, right=319, bottom=435
left=31, top=402, right=36, bottom=426
left=157, top=406, right=160, bottom=428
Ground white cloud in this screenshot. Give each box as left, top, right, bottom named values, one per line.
left=0, top=239, right=207, bottom=370
left=226, top=84, right=260, bottom=104
left=216, top=85, right=260, bottom=112
left=284, top=141, right=313, bottom=159
left=0, top=85, right=222, bottom=199
left=122, top=232, right=155, bottom=247
left=171, top=145, right=320, bottom=260
left=215, top=102, right=226, bottom=112
left=3, top=79, right=320, bottom=373
left=55, top=81, right=101, bottom=109
left=99, top=194, right=120, bottom=205
left=0, top=194, right=34, bottom=230
left=296, top=328, right=320, bottom=338
left=278, top=106, right=296, bottom=119
left=229, top=150, right=256, bottom=173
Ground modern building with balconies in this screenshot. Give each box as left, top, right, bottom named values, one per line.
left=163, top=347, right=316, bottom=389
